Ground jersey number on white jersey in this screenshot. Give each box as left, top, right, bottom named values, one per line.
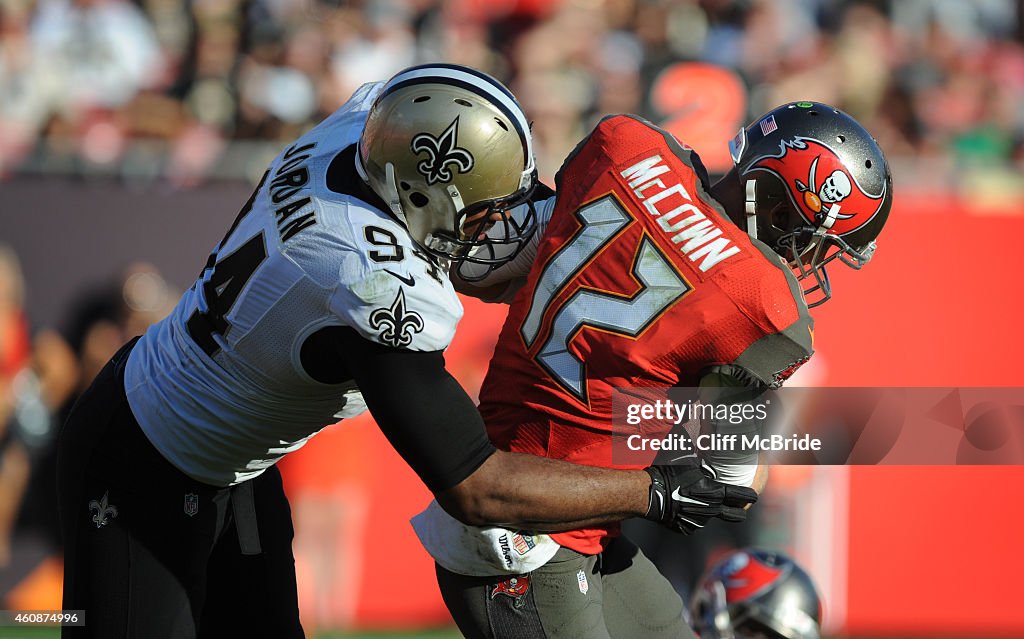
left=187, top=173, right=269, bottom=357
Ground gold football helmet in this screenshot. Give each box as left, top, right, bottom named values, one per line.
left=357, top=64, right=538, bottom=277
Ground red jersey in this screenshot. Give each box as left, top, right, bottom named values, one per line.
left=478, top=115, right=813, bottom=554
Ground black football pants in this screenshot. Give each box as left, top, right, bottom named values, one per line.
left=57, top=339, right=304, bottom=638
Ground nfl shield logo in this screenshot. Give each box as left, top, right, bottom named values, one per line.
left=184, top=493, right=199, bottom=517
left=577, top=569, right=589, bottom=595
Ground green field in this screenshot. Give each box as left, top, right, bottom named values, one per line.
left=0, top=628, right=464, bottom=638
left=316, top=630, right=462, bottom=639
left=0, top=629, right=1007, bottom=639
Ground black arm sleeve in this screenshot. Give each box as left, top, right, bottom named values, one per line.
left=309, top=326, right=496, bottom=493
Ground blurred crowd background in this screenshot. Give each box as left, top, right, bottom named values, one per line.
left=1, top=0, right=1024, bottom=190
left=3, top=0, right=1024, bottom=636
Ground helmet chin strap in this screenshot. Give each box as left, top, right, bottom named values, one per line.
left=382, top=162, right=407, bottom=224
left=818, top=202, right=839, bottom=231
left=808, top=209, right=834, bottom=255
left=424, top=185, right=465, bottom=253
left=447, top=185, right=465, bottom=222
left=743, top=176, right=835, bottom=306
left=355, top=147, right=408, bottom=225
left=744, top=179, right=758, bottom=239
left=423, top=233, right=456, bottom=258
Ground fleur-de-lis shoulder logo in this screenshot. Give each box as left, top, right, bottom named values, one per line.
left=411, top=116, right=475, bottom=185
left=370, top=288, right=425, bottom=348
left=88, top=490, right=119, bottom=528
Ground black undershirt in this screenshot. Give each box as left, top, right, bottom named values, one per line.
left=326, top=144, right=394, bottom=217
left=313, top=144, right=496, bottom=492
left=300, top=326, right=495, bottom=493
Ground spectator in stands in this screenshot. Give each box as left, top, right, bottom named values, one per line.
left=0, top=0, right=1021, bottom=193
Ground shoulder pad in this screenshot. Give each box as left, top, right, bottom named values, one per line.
left=731, top=240, right=814, bottom=388
left=732, top=318, right=813, bottom=389
left=558, top=114, right=713, bottom=189
left=325, top=203, right=463, bottom=352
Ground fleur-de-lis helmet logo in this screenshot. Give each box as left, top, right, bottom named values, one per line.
left=411, top=116, right=475, bottom=185
left=370, top=288, right=425, bottom=348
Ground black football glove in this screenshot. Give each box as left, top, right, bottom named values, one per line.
left=643, top=459, right=759, bottom=535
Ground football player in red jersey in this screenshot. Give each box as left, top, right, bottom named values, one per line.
left=414, top=102, right=891, bottom=638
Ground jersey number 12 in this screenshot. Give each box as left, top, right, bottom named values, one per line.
left=519, top=195, right=691, bottom=403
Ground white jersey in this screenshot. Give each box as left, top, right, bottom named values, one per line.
left=124, top=83, right=463, bottom=487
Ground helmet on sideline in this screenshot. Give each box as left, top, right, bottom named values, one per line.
left=692, top=548, right=822, bottom=639
left=728, top=101, right=892, bottom=306
left=357, top=63, right=538, bottom=277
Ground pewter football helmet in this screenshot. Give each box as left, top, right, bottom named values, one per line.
left=692, top=549, right=822, bottom=639
left=357, top=64, right=538, bottom=277
left=729, top=102, right=893, bottom=306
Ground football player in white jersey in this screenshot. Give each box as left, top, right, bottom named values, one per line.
left=56, top=64, right=756, bottom=638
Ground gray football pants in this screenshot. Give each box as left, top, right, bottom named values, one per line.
left=436, top=535, right=695, bottom=639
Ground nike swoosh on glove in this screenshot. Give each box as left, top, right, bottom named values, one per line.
left=643, top=459, right=758, bottom=534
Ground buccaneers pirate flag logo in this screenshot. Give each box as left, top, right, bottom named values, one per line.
left=747, top=137, right=886, bottom=236
left=489, top=575, right=532, bottom=609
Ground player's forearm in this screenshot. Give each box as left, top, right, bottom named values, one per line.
left=437, top=450, right=651, bottom=531
left=345, top=330, right=651, bottom=528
